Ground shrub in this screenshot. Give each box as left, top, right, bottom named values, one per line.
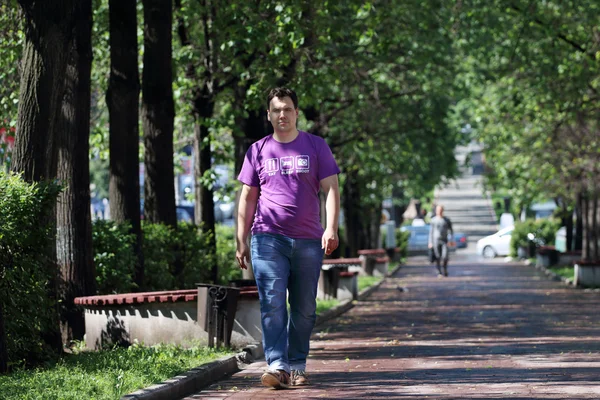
left=215, top=224, right=242, bottom=285
left=92, top=220, right=137, bottom=294
left=143, top=222, right=216, bottom=291
left=395, top=229, right=410, bottom=258
left=92, top=221, right=241, bottom=293
left=510, top=218, right=561, bottom=257
left=0, top=171, right=61, bottom=367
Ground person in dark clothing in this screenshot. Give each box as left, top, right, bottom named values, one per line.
left=428, top=205, right=454, bottom=276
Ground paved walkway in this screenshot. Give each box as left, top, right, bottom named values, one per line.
left=182, top=255, right=600, bottom=399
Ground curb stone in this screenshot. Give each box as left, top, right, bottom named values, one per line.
left=315, top=262, right=402, bottom=327
left=121, top=263, right=402, bottom=400
left=121, top=343, right=263, bottom=400
left=529, top=261, right=600, bottom=292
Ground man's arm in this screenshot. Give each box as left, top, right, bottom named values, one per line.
left=236, top=184, right=259, bottom=269
left=320, top=174, right=340, bottom=255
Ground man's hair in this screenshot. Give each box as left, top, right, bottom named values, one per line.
left=267, top=87, right=298, bottom=109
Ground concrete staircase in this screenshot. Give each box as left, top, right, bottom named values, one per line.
left=434, top=145, right=498, bottom=253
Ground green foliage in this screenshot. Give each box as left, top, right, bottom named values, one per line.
left=548, top=265, right=574, bottom=281
left=0, top=2, right=21, bottom=171
left=357, top=276, right=382, bottom=292
left=0, top=343, right=233, bottom=399
left=92, top=221, right=240, bottom=294
left=92, top=220, right=137, bottom=294
left=0, top=171, right=61, bottom=368
left=215, top=224, right=242, bottom=285
left=510, top=218, right=561, bottom=257
left=395, top=229, right=410, bottom=258
left=143, top=222, right=216, bottom=291
left=452, top=0, right=600, bottom=209
left=315, top=299, right=340, bottom=316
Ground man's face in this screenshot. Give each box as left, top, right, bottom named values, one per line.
left=267, top=96, right=298, bottom=133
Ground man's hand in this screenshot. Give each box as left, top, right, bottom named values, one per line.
left=428, top=243, right=433, bottom=249
left=236, top=242, right=250, bottom=270
left=322, top=227, right=339, bottom=256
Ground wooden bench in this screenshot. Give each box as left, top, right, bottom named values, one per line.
left=318, top=258, right=362, bottom=301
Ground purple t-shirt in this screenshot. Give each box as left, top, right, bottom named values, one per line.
left=238, top=130, right=340, bottom=239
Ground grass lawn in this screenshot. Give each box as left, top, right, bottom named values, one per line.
left=0, top=343, right=233, bottom=400
left=2, top=273, right=388, bottom=399
left=358, top=275, right=383, bottom=291
left=548, top=265, right=574, bottom=281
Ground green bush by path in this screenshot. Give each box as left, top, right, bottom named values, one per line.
left=395, top=229, right=410, bottom=258
left=92, top=220, right=137, bottom=294
left=215, top=224, right=242, bottom=285
left=0, top=171, right=61, bottom=368
left=0, top=343, right=233, bottom=400
left=93, top=221, right=242, bottom=294
left=510, top=218, right=561, bottom=257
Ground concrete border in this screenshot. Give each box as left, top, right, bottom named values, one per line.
left=526, top=260, right=600, bottom=293
left=121, top=343, right=263, bottom=400
left=316, top=261, right=402, bottom=327
left=121, top=262, right=402, bottom=400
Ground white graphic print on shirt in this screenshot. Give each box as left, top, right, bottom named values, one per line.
left=265, top=155, right=310, bottom=176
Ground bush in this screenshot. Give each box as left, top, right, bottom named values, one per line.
left=143, top=222, right=216, bottom=291
left=395, top=229, right=410, bottom=258
left=215, top=224, right=242, bottom=285
left=92, top=220, right=137, bottom=294
left=0, top=171, right=61, bottom=367
left=510, top=218, right=561, bottom=257
left=93, top=221, right=241, bottom=293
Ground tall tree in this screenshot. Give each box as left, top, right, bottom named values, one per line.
left=107, top=0, right=144, bottom=288
left=11, top=0, right=78, bottom=355
left=141, top=0, right=176, bottom=226
left=55, top=0, right=96, bottom=344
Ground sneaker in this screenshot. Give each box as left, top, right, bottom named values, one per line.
left=261, top=370, right=290, bottom=389
left=291, top=369, right=309, bottom=386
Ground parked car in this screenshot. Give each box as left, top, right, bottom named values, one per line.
left=454, top=232, right=468, bottom=248
left=401, top=225, right=430, bottom=254
left=476, top=225, right=514, bottom=258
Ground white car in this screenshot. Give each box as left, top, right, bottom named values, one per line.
left=476, top=225, right=514, bottom=259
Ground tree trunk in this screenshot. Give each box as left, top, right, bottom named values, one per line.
left=565, top=207, right=574, bottom=252
left=368, top=204, right=383, bottom=249
left=588, top=193, right=600, bottom=261
left=343, top=169, right=366, bottom=256
left=12, top=0, right=76, bottom=182
left=193, top=94, right=217, bottom=282
left=12, top=0, right=78, bottom=357
left=232, top=107, right=269, bottom=279
left=575, top=192, right=584, bottom=251
left=142, top=0, right=176, bottom=226
left=583, top=196, right=591, bottom=260
left=107, top=0, right=144, bottom=288
left=55, top=0, right=95, bottom=345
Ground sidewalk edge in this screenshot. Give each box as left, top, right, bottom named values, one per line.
left=315, top=262, right=402, bottom=327
left=121, top=342, right=264, bottom=400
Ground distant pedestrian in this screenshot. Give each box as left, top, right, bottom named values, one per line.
left=236, top=87, right=341, bottom=389
left=428, top=205, right=454, bottom=276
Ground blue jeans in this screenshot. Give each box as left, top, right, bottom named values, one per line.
left=251, top=233, right=324, bottom=374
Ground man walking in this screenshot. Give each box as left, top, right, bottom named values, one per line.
left=428, top=204, right=454, bottom=277
left=236, top=87, right=340, bottom=389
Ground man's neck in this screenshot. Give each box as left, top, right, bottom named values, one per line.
left=273, top=128, right=300, bottom=143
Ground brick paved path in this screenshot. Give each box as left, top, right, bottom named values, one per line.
left=183, top=256, right=600, bottom=399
